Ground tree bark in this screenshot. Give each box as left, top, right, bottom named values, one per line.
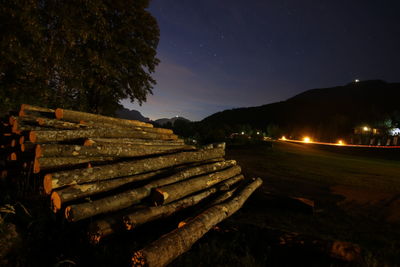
left=81, top=120, right=172, bottom=135
left=55, top=108, right=153, bottom=128
left=29, top=128, right=178, bottom=143
left=151, top=165, right=242, bottom=205
left=124, top=175, right=244, bottom=231
left=83, top=138, right=184, bottom=147
left=20, top=104, right=55, bottom=113
left=43, top=148, right=225, bottom=194
left=131, top=178, right=263, bottom=267
left=36, top=117, right=85, bottom=129
left=35, top=143, right=195, bottom=158
left=34, top=156, right=117, bottom=173
left=61, top=160, right=235, bottom=221
left=51, top=160, right=235, bottom=210
left=51, top=170, right=163, bottom=211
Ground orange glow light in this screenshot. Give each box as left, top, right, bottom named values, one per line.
left=281, top=136, right=287, bottom=141
left=303, top=137, right=311, bottom=143
left=337, top=140, right=344, bottom=145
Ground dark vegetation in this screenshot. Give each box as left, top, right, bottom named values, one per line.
left=0, top=0, right=159, bottom=115
left=168, top=80, right=400, bottom=144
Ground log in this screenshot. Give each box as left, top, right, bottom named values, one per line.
left=55, top=108, right=153, bottom=128
left=124, top=175, right=244, bottom=231
left=51, top=170, right=163, bottom=211
left=35, top=143, right=195, bottom=158
left=34, top=156, right=117, bottom=173
left=20, top=142, right=35, bottom=152
left=20, top=104, right=54, bottom=113
left=44, top=148, right=225, bottom=194
left=87, top=205, right=148, bottom=244
left=81, top=120, right=172, bottom=135
left=83, top=138, right=184, bottom=147
left=36, top=117, right=85, bottom=129
left=131, top=178, right=263, bottom=267
left=151, top=165, right=242, bottom=205
left=52, top=160, right=234, bottom=210
left=29, top=128, right=178, bottom=143
left=62, top=160, right=235, bottom=221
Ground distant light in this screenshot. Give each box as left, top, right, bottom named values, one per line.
left=355, top=79, right=360, bottom=83
left=390, top=128, right=400, bottom=136
left=337, top=140, right=344, bottom=145
left=241, top=131, right=244, bottom=135
left=281, top=136, right=287, bottom=141
left=363, top=126, right=369, bottom=131
left=303, top=137, right=311, bottom=143
left=175, top=115, right=179, bottom=118
left=257, top=131, right=260, bottom=135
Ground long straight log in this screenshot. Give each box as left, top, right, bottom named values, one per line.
left=36, top=117, right=86, bottom=129
left=52, top=160, right=234, bottom=211
left=29, top=128, right=178, bottom=143
left=51, top=170, right=163, bottom=212
left=34, top=156, right=117, bottom=173
left=62, top=160, right=235, bottom=221
left=151, top=165, right=242, bottom=205
left=131, top=178, right=263, bottom=267
left=55, top=108, right=153, bottom=128
left=44, top=148, right=225, bottom=194
left=83, top=138, right=184, bottom=147
left=124, top=175, right=244, bottom=231
left=35, top=143, right=194, bottom=158
left=20, top=104, right=54, bottom=113
left=81, top=120, right=172, bottom=135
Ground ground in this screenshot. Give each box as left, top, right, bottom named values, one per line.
left=1, top=141, right=399, bottom=266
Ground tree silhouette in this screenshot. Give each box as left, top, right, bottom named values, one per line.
left=0, top=0, right=159, bottom=114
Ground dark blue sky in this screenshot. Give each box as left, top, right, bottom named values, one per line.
left=123, top=0, right=400, bottom=121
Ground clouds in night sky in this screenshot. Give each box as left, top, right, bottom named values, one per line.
left=124, top=0, right=400, bottom=121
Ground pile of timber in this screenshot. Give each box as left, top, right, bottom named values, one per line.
left=0, top=104, right=262, bottom=267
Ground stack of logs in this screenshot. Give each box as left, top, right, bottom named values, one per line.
left=0, top=104, right=262, bottom=267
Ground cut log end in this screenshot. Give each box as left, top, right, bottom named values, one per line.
left=132, top=251, right=146, bottom=267
left=18, top=110, right=26, bottom=117
left=83, top=139, right=95, bottom=146
left=10, top=153, right=17, bottom=161
left=44, top=174, right=53, bottom=194
left=177, top=221, right=187, bottom=228
left=152, top=188, right=167, bottom=206
left=29, top=131, right=37, bottom=143
left=65, top=206, right=73, bottom=222
left=35, top=144, right=42, bottom=158
left=33, top=159, right=40, bottom=174
left=55, top=108, right=63, bottom=119
left=51, top=192, right=62, bottom=212
left=11, top=139, right=16, bottom=147
left=19, top=136, right=25, bottom=145
left=36, top=118, right=45, bottom=125
left=123, top=218, right=135, bottom=231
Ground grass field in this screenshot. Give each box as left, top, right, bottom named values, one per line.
left=172, top=141, right=400, bottom=266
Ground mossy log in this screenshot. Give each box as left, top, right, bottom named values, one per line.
left=52, top=160, right=234, bottom=210
left=61, top=160, right=234, bottom=221
left=43, top=148, right=224, bottom=194
left=51, top=170, right=163, bottom=211
left=124, top=175, right=244, bottom=230
left=83, top=138, right=184, bottom=147
left=55, top=108, right=153, bottom=128
left=131, top=178, right=263, bottom=267
left=35, top=143, right=194, bottom=158
left=34, top=156, right=117, bottom=173
left=29, top=128, right=178, bottom=143
left=151, top=165, right=242, bottom=205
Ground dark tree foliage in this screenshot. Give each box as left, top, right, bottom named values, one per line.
left=0, top=0, right=159, bottom=114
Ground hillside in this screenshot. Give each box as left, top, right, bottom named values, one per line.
left=200, top=80, right=400, bottom=141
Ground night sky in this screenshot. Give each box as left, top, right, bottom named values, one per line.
left=123, top=0, right=400, bottom=121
